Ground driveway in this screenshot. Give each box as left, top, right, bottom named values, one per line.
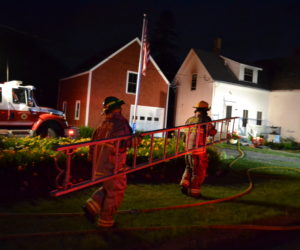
left=219, top=147, right=300, bottom=166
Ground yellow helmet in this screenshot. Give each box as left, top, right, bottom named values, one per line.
left=193, top=101, right=210, bottom=110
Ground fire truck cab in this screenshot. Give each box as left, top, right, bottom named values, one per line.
left=0, top=80, right=76, bottom=137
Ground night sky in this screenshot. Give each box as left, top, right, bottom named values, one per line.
left=1, top=0, right=299, bottom=68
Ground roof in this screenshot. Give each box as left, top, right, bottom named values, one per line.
left=61, top=38, right=170, bottom=84
left=64, top=41, right=134, bottom=77
left=193, top=49, right=271, bottom=90
left=255, top=56, right=300, bottom=90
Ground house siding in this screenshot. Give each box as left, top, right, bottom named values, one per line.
left=175, top=49, right=272, bottom=138
left=174, top=50, right=214, bottom=126
left=212, top=81, right=270, bottom=137
left=269, top=90, right=300, bottom=142
left=58, top=73, right=89, bottom=127
left=58, top=39, right=169, bottom=130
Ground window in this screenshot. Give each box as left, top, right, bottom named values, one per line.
left=127, top=72, right=138, bottom=94
left=257, top=111, right=262, bottom=126
left=226, top=105, right=232, bottom=118
left=12, top=88, right=26, bottom=104
left=0, top=87, right=2, bottom=102
left=75, top=100, right=80, bottom=120
left=140, top=116, right=145, bottom=120
left=147, top=117, right=152, bottom=121
left=244, top=68, right=253, bottom=82
left=154, top=117, right=159, bottom=121
left=191, top=74, right=197, bottom=90
left=62, top=101, right=67, bottom=114
left=242, top=110, right=248, bottom=127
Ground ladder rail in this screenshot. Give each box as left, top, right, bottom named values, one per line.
left=51, top=117, right=238, bottom=197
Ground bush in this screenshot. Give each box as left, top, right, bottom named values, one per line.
left=265, top=137, right=299, bottom=150
left=0, top=136, right=90, bottom=201
left=0, top=135, right=223, bottom=201
left=207, top=146, right=224, bottom=175
left=78, top=126, right=95, bottom=138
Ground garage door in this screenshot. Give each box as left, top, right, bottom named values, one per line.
left=130, top=105, right=165, bottom=132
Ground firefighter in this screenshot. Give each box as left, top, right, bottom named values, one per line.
left=83, top=96, right=132, bottom=228
left=180, top=101, right=217, bottom=197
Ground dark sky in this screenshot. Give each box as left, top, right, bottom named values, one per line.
left=1, top=0, right=300, bottom=69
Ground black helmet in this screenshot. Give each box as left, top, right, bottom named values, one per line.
left=102, top=96, right=125, bottom=114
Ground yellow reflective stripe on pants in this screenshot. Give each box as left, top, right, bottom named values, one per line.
left=189, top=188, right=201, bottom=195
left=86, top=198, right=101, bottom=214
left=98, top=218, right=115, bottom=228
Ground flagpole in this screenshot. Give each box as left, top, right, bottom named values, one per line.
left=132, top=13, right=147, bottom=134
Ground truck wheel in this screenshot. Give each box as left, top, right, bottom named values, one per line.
left=47, top=128, right=58, bottom=138
left=37, top=122, right=62, bottom=138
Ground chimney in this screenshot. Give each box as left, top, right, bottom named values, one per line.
left=213, top=38, right=222, bottom=55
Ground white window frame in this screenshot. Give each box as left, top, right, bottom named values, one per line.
left=239, top=64, right=260, bottom=84
left=126, top=71, right=138, bottom=94
left=75, top=100, right=80, bottom=120
left=244, top=68, right=254, bottom=82
left=191, top=74, right=197, bottom=91
left=242, top=109, right=248, bottom=127
left=256, top=111, right=262, bottom=126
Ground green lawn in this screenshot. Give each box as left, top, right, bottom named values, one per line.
left=1, top=146, right=300, bottom=250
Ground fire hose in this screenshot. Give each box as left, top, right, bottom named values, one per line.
left=1, top=142, right=300, bottom=239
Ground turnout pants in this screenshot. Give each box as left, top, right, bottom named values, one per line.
left=180, top=148, right=208, bottom=197
left=87, top=174, right=127, bottom=227
left=86, top=151, right=127, bottom=227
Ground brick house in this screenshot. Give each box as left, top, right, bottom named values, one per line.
left=58, top=38, right=170, bottom=131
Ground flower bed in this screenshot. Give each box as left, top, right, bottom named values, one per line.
left=0, top=136, right=90, bottom=201
left=0, top=135, right=223, bottom=201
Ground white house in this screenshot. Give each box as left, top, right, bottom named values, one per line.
left=173, top=49, right=295, bottom=141
left=269, top=90, right=300, bottom=141
left=264, top=55, right=300, bottom=142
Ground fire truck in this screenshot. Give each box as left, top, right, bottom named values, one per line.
left=0, top=80, right=76, bottom=137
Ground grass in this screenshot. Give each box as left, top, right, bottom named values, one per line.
left=217, top=142, right=300, bottom=158
left=1, top=146, right=300, bottom=250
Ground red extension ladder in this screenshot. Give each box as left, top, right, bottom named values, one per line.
left=50, top=117, right=238, bottom=197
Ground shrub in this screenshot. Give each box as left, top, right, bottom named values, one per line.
left=0, top=135, right=223, bottom=201
left=78, top=126, right=95, bottom=138
left=265, top=137, right=299, bottom=150
left=0, top=136, right=90, bottom=201
left=206, top=146, right=224, bottom=175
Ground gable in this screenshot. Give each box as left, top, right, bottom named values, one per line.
left=192, top=49, right=270, bottom=90
left=62, top=38, right=169, bottom=86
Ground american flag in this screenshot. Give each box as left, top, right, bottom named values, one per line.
left=142, top=17, right=150, bottom=76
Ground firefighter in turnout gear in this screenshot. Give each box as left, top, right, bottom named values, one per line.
left=83, top=96, right=132, bottom=228
left=180, top=101, right=217, bottom=197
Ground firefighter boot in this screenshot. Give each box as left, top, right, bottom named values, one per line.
left=188, top=155, right=201, bottom=198
left=180, top=155, right=193, bottom=190
left=188, top=171, right=201, bottom=197
left=83, top=198, right=101, bottom=223
left=180, top=169, right=190, bottom=188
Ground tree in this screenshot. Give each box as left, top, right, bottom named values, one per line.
left=150, top=10, right=180, bottom=81
left=150, top=11, right=180, bottom=127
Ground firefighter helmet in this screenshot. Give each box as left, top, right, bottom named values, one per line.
left=102, top=96, right=125, bottom=114
left=193, top=101, right=210, bottom=110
